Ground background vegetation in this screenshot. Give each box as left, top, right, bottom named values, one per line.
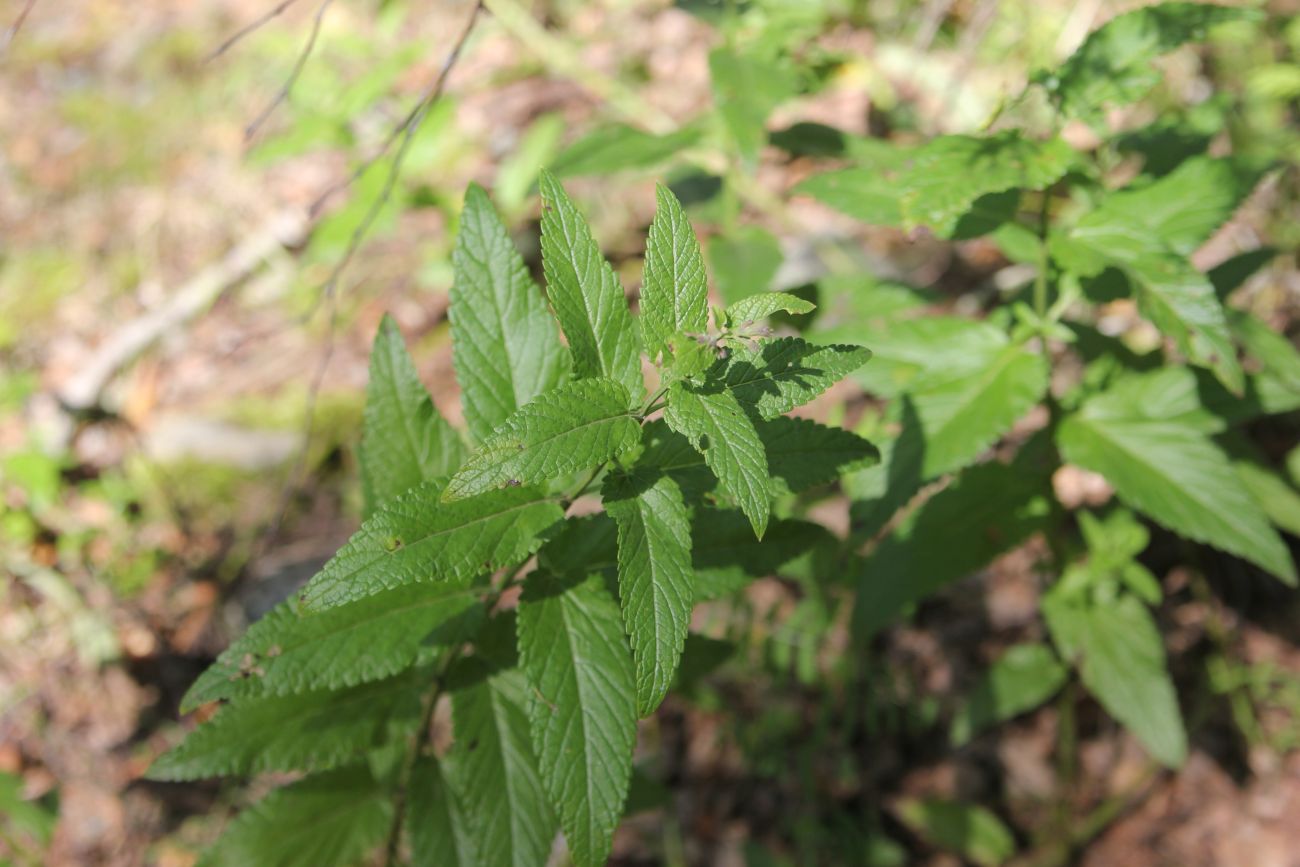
left=3, top=0, right=1300, bottom=864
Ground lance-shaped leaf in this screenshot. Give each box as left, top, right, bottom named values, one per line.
left=444, top=662, right=557, bottom=867
left=950, top=644, right=1068, bottom=745
left=638, top=417, right=878, bottom=495
left=640, top=184, right=708, bottom=361
left=360, top=315, right=466, bottom=516
left=707, top=337, right=871, bottom=420
left=725, top=292, right=815, bottom=326
left=1040, top=3, right=1259, bottom=122
left=1058, top=375, right=1296, bottom=583
left=300, top=480, right=563, bottom=611
left=451, top=183, right=570, bottom=442
left=409, top=757, right=477, bottom=867
left=604, top=470, right=694, bottom=716
left=1044, top=590, right=1186, bottom=768
left=444, top=378, right=640, bottom=501
left=910, top=341, right=1050, bottom=478
left=1055, top=227, right=1243, bottom=394
left=539, top=170, right=643, bottom=402
left=517, top=572, right=637, bottom=867
left=148, top=673, right=424, bottom=781
left=664, top=383, right=772, bottom=538
left=182, top=584, right=486, bottom=710
left=855, top=446, right=1054, bottom=638
left=897, top=133, right=1075, bottom=235
left=199, top=766, right=393, bottom=867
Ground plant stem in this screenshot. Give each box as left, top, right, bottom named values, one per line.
left=1033, top=188, right=1052, bottom=328
left=381, top=557, right=534, bottom=865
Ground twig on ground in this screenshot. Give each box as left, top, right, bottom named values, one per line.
left=56, top=210, right=309, bottom=417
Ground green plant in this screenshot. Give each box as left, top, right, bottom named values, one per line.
left=792, top=1, right=1300, bottom=775
left=150, top=173, right=876, bottom=865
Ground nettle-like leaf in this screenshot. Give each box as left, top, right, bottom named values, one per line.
left=360, top=315, right=466, bottom=516
left=707, top=337, right=871, bottom=420
left=1055, top=219, right=1243, bottom=393
left=638, top=417, right=878, bottom=496
left=538, top=170, right=643, bottom=403
left=300, top=480, right=563, bottom=610
left=443, top=378, right=640, bottom=500
left=1044, top=586, right=1187, bottom=767
left=409, top=758, right=476, bottom=867
left=149, top=672, right=424, bottom=781
left=182, top=584, right=484, bottom=710
left=725, top=291, right=816, bottom=325
left=855, top=445, right=1054, bottom=638
left=518, top=571, right=637, bottom=867
left=1040, top=2, right=1259, bottom=123
left=1058, top=369, right=1296, bottom=583
left=444, top=660, right=557, bottom=867
left=199, top=766, right=392, bottom=867
left=950, top=644, right=1068, bottom=746
left=664, top=383, right=773, bottom=537
left=603, top=469, right=694, bottom=716
left=798, top=133, right=1074, bottom=236
left=640, top=184, right=708, bottom=361
left=451, top=183, right=570, bottom=442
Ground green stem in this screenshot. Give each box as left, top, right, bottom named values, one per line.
left=1033, top=188, right=1052, bottom=328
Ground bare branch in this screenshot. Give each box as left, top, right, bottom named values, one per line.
left=308, top=0, right=486, bottom=219
left=308, top=0, right=485, bottom=310
left=207, top=0, right=304, bottom=62
left=244, top=0, right=335, bottom=141
left=1, top=0, right=39, bottom=57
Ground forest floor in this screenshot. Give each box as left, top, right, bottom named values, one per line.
left=3, top=1, right=1300, bottom=865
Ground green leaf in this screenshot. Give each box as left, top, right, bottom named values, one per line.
left=950, top=644, right=1068, bottom=745
left=855, top=447, right=1053, bottom=638
left=551, top=123, right=702, bottom=178
left=726, top=291, right=816, bottom=325
left=451, top=184, right=570, bottom=442
left=1058, top=375, right=1296, bottom=584
left=708, top=48, right=795, bottom=161
left=754, top=417, right=880, bottom=492
left=640, top=415, right=877, bottom=497
left=795, top=167, right=903, bottom=227
left=518, top=572, right=637, bottom=867
left=539, top=170, right=643, bottom=402
left=1041, top=2, right=1259, bottom=122
left=897, top=133, right=1075, bottom=235
left=148, top=673, right=423, bottom=781
left=1083, top=157, right=1266, bottom=256
left=640, top=184, right=709, bottom=361
left=300, top=480, right=563, bottom=611
left=813, top=315, right=1004, bottom=398
left=1055, top=221, right=1243, bottom=393
left=707, top=337, right=871, bottom=420
left=443, top=378, right=640, bottom=501
left=797, top=133, right=1074, bottom=236
left=692, top=511, right=835, bottom=601
left=360, top=315, right=466, bottom=516
left=409, top=757, right=477, bottom=867
left=198, top=767, right=392, bottom=867
left=664, top=382, right=772, bottom=538
left=895, top=799, right=1015, bottom=867
left=182, top=584, right=484, bottom=710
left=708, top=226, right=783, bottom=306
left=910, top=341, right=1049, bottom=478
left=1044, top=590, right=1186, bottom=767
left=444, top=662, right=557, bottom=867
left=604, top=470, right=694, bottom=716
left=1229, top=451, right=1300, bottom=539
left=1229, top=307, right=1300, bottom=395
